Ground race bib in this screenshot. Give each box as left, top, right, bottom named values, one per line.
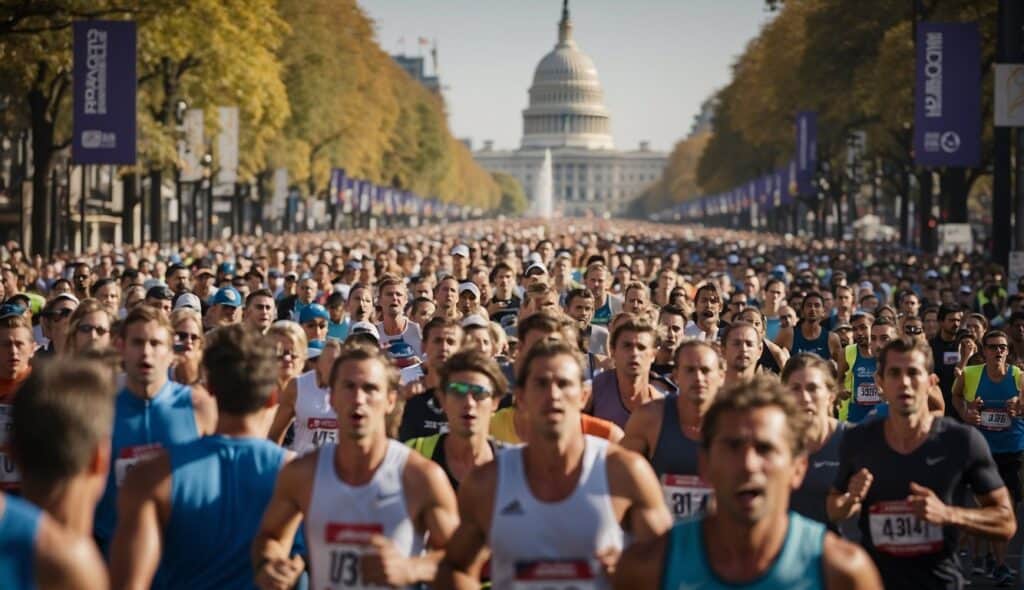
left=0, top=405, right=19, bottom=488
left=309, top=417, right=338, bottom=447
left=980, top=409, right=1012, bottom=431
left=855, top=383, right=881, bottom=405
left=115, top=444, right=163, bottom=488
left=661, top=474, right=713, bottom=520
left=869, top=500, right=943, bottom=556
left=324, top=523, right=383, bottom=588
left=0, top=403, right=11, bottom=447
left=514, top=560, right=595, bottom=590
left=943, top=351, right=960, bottom=366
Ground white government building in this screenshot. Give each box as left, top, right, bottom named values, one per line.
left=473, top=1, right=667, bottom=217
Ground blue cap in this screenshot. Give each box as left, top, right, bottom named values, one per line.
left=211, top=286, right=242, bottom=308
left=299, top=303, right=330, bottom=324
left=0, top=303, right=26, bottom=320
left=218, top=262, right=236, bottom=276
left=307, top=339, right=326, bottom=359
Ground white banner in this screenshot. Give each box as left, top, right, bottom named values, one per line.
left=216, top=106, right=239, bottom=184
left=995, top=64, right=1024, bottom=127
left=1010, top=251, right=1024, bottom=295
left=937, top=223, right=973, bottom=255
left=179, top=109, right=205, bottom=182
left=272, top=168, right=288, bottom=216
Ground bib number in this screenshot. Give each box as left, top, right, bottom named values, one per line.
left=0, top=404, right=11, bottom=447
left=514, top=560, right=595, bottom=590
left=115, top=444, right=163, bottom=488
left=308, top=418, right=338, bottom=447
left=980, top=409, right=1012, bottom=431
left=855, top=383, right=881, bottom=405
left=943, top=351, right=960, bottom=366
left=324, top=523, right=382, bottom=588
left=0, top=404, right=17, bottom=489
left=869, top=500, right=943, bottom=556
left=661, top=474, right=712, bottom=520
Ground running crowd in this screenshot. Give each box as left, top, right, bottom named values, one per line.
left=1, top=219, right=1022, bottom=589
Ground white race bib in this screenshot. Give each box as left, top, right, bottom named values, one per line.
left=114, top=444, right=163, bottom=488
left=661, top=474, right=713, bottom=520
left=309, top=417, right=339, bottom=447
left=869, top=500, right=943, bottom=556
left=855, top=383, right=881, bottom=405
left=514, top=560, right=596, bottom=590
left=980, top=409, right=1012, bottom=431
left=323, top=523, right=383, bottom=588
left=943, top=351, right=960, bottom=366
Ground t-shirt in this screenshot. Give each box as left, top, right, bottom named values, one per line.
left=833, top=417, right=1003, bottom=589
left=488, top=407, right=617, bottom=445
left=397, top=389, right=446, bottom=441
left=930, top=336, right=960, bottom=419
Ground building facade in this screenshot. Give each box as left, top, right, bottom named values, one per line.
left=473, top=1, right=666, bottom=216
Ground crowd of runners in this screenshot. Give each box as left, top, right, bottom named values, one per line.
left=0, top=218, right=1022, bottom=589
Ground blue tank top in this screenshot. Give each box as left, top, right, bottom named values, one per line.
left=159, top=436, right=286, bottom=589
left=661, top=512, right=826, bottom=590
left=975, top=369, right=1024, bottom=454
left=94, top=380, right=198, bottom=552
left=0, top=493, right=40, bottom=590
left=848, top=352, right=880, bottom=423
left=765, top=317, right=782, bottom=342
left=791, top=322, right=831, bottom=360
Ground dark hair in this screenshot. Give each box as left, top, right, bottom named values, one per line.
left=937, top=304, right=963, bottom=322
left=780, top=353, right=837, bottom=392
left=489, top=262, right=514, bottom=283
left=12, top=359, right=115, bottom=488
left=610, top=314, right=657, bottom=349
left=439, top=350, right=509, bottom=399
left=89, top=277, right=118, bottom=297
left=515, top=337, right=584, bottom=388
left=202, top=325, right=278, bottom=414
left=982, top=329, right=1010, bottom=348
left=423, top=316, right=462, bottom=343
left=659, top=304, right=687, bottom=322
left=877, top=337, right=934, bottom=375
left=245, top=288, right=275, bottom=307
left=564, top=288, right=593, bottom=308
left=702, top=374, right=810, bottom=456
left=516, top=311, right=578, bottom=344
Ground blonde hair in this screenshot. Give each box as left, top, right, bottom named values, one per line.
left=268, top=321, right=308, bottom=362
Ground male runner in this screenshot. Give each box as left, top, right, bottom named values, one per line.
left=829, top=337, right=1015, bottom=589
left=377, top=274, right=423, bottom=366
left=253, top=345, right=459, bottom=589
left=111, top=324, right=291, bottom=589
left=762, top=278, right=787, bottom=341
left=398, top=317, right=463, bottom=440
left=621, top=340, right=725, bottom=522
left=406, top=350, right=507, bottom=489
left=615, top=375, right=881, bottom=589
left=588, top=315, right=661, bottom=429
left=775, top=291, right=842, bottom=363
left=0, top=312, right=35, bottom=491
left=268, top=339, right=342, bottom=455
left=722, top=321, right=763, bottom=387
left=651, top=304, right=686, bottom=378
left=93, top=305, right=217, bottom=554
left=837, top=313, right=879, bottom=423
left=565, top=287, right=609, bottom=356
left=438, top=339, right=671, bottom=589
left=685, top=283, right=724, bottom=340
left=585, top=262, right=622, bottom=327
left=243, top=288, right=278, bottom=334
left=932, top=304, right=965, bottom=417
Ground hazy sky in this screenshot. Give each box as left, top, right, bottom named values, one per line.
left=359, top=0, right=775, bottom=152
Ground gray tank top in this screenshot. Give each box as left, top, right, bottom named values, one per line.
left=649, top=395, right=701, bottom=478
left=790, top=422, right=847, bottom=527
left=590, top=371, right=632, bottom=429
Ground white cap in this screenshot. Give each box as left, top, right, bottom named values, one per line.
left=173, top=292, right=202, bottom=313
left=525, top=262, right=547, bottom=276
left=451, top=244, right=470, bottom=258
left=458, top=282, right=481, bottom=298
left=350, top=321, right=380, bottom=341
left=460, top=314, right=490, bottom=329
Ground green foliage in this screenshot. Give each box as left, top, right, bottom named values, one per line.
left=493, top=172, right=528, bottom=215
left=630, top=131, right=709, bottom=215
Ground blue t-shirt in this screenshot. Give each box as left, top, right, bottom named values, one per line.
left=0, top=493, right=41, bottom=590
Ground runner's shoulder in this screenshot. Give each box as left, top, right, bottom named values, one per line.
left=822, top=531, right=880, bottom=588
left=403, top=443, right=454, bottom=492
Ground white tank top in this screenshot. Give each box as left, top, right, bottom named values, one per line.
left=307, top=440, right=425, bottom=590
left=489, top=435, right=624, bottom=590
left=290, top=371, right=337, bottom=456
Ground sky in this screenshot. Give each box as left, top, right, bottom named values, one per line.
left=358, top=0, right=775, bottom=153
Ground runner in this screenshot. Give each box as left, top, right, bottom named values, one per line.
left=406, top=350, right=507, bottom=489
left=243, top=288, right=278, bottom=335
left=376, top=274, right=423, bottom=367
left=92, top=305, right=218, bottom=554
left=621, top=340, right=724, bottom=522
left=269, top=339, right=342, bottom=455
left=585, top=262, right=622, bottom=327
left=651, top=304, right=686, bottom=378
left=438, top=338, right=671, bottom=589
left=399, top=316, right=463, bottom=441
left=589, top=314, right=662, bottom=428
left=952, top=329, right=1024, bottom=585
left=299, top=302, right=330, bottom=344
left=565, top=287, right=609, bottom=356
left=931, top=305, right=965, bottom=417
left=775, top=292, right=842, bottom=363
left=762, top=278, right=787, bottom=341
left=829, top=337, right=1016, bottom=589
left=736, top=306, right=789, bottom=375
left=721, top=321, right=762, bottom=387
left=0, top=311, right=35, bottom=492
left=836, top=313, right=880, bottom=424
left=615, top=375, right=880, bottom=589
left=685, top=283, right=724, bottom=341
left=253, top=345, right=459, bottom=589
left=110, top=324, right=293, bottom=589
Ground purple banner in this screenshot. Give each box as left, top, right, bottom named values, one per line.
left=795, top=111, right=817, bottom=196
left=72, top=21, right=136, bottom=164
left=914, top=22, right=980, bottom=167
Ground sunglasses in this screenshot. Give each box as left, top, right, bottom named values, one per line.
left=175, top=331, right=202, bottom=343
left=43, top=308, right=74, bottom=320
left=77, top=324, right=109, bottom=336
left=904, top=326, right=923, bottom=335
left=987, top=344, right=1009, bottom=352
left=445, top=381, right=493, bottom=400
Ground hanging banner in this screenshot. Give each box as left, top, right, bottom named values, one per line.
left=215, top=107, right=239, bottom=185
left=994, top=64, right=1024, bottom=127
left=795, top=111, right=817, bottom=196
left=914, top=22, right=980, bottom=167
left=72, top=20, right=137, bottom=164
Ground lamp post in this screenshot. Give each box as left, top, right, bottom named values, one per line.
left=173, top=99, right=188, bottom=244
left=200, top=153, right=213, bottom=241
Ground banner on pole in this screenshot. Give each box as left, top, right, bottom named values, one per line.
left=795, top=112, right=817, bottom=196
left=914, top=22, right=981, bottom=167
left=994, top=64, right=1024, bottom=127
left=215, top=107, right=239, bottom=185
left=72, top=21, right=137, bottom=164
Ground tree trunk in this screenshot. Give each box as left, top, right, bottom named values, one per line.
left=28, top=88, right=54, bottom=257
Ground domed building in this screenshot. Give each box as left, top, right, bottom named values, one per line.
left=474, top=1, right=666, bottom=216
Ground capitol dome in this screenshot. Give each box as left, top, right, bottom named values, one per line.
left=521, top=1, right=614, bottom=150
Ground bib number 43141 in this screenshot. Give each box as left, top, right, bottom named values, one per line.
left=869, top=500, right=943, bottom=556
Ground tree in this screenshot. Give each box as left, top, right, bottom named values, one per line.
left=493, top=172, right=527, bottom=215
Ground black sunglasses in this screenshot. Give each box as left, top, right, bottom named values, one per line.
left=43, top=308, right=74, bottom=320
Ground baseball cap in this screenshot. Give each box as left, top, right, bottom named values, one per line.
left=460, top=314, right=489, bottom=329
left=210, top=286, right=242, bottom=308
left=458, top=282, right=481, bottom=299
left=344, top=260, right=363, bottom=271
left=451, top=244, right=470, bottom=258
left=299, top=303, right=330, bottom=324
left=350, top=321, right=380, bottom=341
left=924, top=269, right=940, bottom=280
left=0, top=303, right=26, bottom=320
left=307, top=339, right=326, bottom=359
left=218, top=262, right=236, bottom=276
left=52, top=293, right=80, bottom=306
left=173, top=293, right=202, bottom=313
left=959, top=285, right=973, bottom=295
left=834, top=322, right=853, bottom=331
left=146, top=286, right=174, bottom=301
left=525, top=262, right=547, bottom=277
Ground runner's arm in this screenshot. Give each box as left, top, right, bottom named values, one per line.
left=191, top=385, right=218, bottom=435
left=110, top=453, right=171, bottom=590
left=609, top=448, right=672, bottom=542
left=821, top=532, right=883, bottom=589
left=619, top=404, right=656, bottom=458
left=951, top=373, right=968, bottom=420
left=611, top=534, right=666, bottom=590
left=828, top=333, right=843, bottom=366
left=435, top=464, right=494, bottom=590
left=773, top=325, right=792, bottom=350
left=251, top=457, right=308, bottom=577
left=942, top=487, right=1016, bottom=540
left=607, top=421, right=625, bottom=444
left=267, top=378, right=299, bottom=445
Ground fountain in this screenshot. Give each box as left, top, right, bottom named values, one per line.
left=533, top=148, right=553, bottom=219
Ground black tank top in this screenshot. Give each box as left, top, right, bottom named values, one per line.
left=650, top=395, right=702, bottom=478
left=758, top=340, right=781, bottom=375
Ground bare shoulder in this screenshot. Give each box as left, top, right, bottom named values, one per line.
left=121, top=451, right=171, bottom=502
left=280, top=448, right=319, bottom=481
left=612, top=531, right=666, bottom=590
left=403, top=447, right=454, bottom=496
left=606, top=443, right=659, bottom=489
left=822, top=531, right=881, bottom=589
left=36, top=514, right=109, bottom=590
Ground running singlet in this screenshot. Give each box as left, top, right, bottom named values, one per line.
left=0, top=371, right=30, bottom=491
left=307, top=440, right=425, bottom=590
left=405, top=432, right=504, bottom=490
left=94, top=380, right=199, bottom=553
left=0, top=493, right=40, bottom=589
left=591, top=294, right=620, bottom=327
left=791, top=423, right=847, bottom=526
left=590, top=370, right=662, bottom=429
left=962, top=365, right=1024, bottom=454
left=160, top=436, right=287, bottom=590
left=847, top=348, right=880, bottom=424
left=661, top=512, right=826, bottom=590
left=489, top=436, right=624, bottom=590
left=649, top=395, right=711, bottom=521
left=834, top=417, right=1004, bottom=589
left=791, top=322, right=830, bottom=359
left=291, top=371, right=338, bottom=456
left=376, top=320, right=422, bottom=369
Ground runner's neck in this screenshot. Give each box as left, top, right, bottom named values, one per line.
left=702, top=511, right=790, bottom=584
left=334, top=433, right=390, bottom=487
